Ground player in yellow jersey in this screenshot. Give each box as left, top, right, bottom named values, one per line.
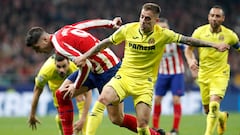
left=73, top=3, right=230, bottom=135
left=185, top=5, right=239, bottom=135
left=28, top=54, right=92, bottom=135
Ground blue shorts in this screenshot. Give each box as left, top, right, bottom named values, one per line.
left=154, top=73, right=184, bottom=96
left=67, top=62, right=121, bottom=94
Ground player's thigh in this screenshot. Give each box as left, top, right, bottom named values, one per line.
left=132, top=79, right=154, bottom=107
left=98, top=85, right=120, bottom=105
left=170, top=74, right=184, bottom=96
left=155, top=74, right=171, bottom=96
left=210, top=75, right=229, bottom=98
left=198, top=80, right=210, bottom=105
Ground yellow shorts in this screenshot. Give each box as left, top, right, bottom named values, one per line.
left=198, top=67, right=230, bottom=105
left=105, top=72, right=154, bottom=107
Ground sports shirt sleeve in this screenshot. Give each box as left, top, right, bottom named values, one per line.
left=109, top=25, right=127, bottom=45
left=35, top=57, right=53, bottom=89
left=71, top=19, right=114, bottom=31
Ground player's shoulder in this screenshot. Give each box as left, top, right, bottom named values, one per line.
left=69, top=61, right=78, bottom=71
left=38, top=56, right=56, bottom=75
left=221, top=25, right=237, bottom=34
left=195, top=24, right=209, bottom=32
left=123, top=22, right=139, bottom=29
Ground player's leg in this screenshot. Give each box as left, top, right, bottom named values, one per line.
left=204, top=73, right=228, bottom=135
left=152, top=95, right=163, bottom=129
left=107, top=102, right=164, bottom=134
left=170, top=74, right=184, bottom=134
left=86, top=85, right=120, bottom=135
left=205, top=100, right=220, bottom=135
left=134, top=78, right=165, bottom=135
left=56, top=86, right=74, bottom=135
left=56, top=70, right=89, bottom=135
left=152, top=74, right=169, bottom=129
left=136, top=102, right=152, bottom=135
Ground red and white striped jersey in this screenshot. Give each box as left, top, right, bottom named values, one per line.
left=159, top=43, right=185, bottom=75
left=51, top=19, right=120, bottom=74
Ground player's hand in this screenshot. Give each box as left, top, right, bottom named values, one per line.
left=73, top=119, right=85, bottom=134
left=63, top=84, right=77, bottom=99
left=188, top=59, right=199, bottom=78
left=74, top=56, right=87, bottom=67
left=112, top=17, right=122, bottom=29
left=28, top=115, right=41, bottom=130
left=213, top=43, right=230, bottom=52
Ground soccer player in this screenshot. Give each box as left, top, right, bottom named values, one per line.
left=28, top=54, right=92, bottom=135
left=74, top=3, right=230, bottom=135
left=26, top=18, right=159, bottom=135
left=152, top=18, right=185, bottom=135
left=184, top=5, right=240, bottom=135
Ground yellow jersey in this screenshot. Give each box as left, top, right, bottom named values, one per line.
left=35, top=55, right=78, bottom=106
left=109, top=22, right=182, bottom=82
left=192, top=24, right=239, bottom=75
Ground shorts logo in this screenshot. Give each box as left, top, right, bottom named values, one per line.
left=114, top=75, right=121, bottom=79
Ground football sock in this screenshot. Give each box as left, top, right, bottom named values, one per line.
left=77, top=101, right=87, bottom=135
left=205, top=101, right=219, bottom=135
left=56, top=90, right=74, bottom=135
left=152, top=104, right=161, bottom=129
left=86, top=101, right=105, bottom=135
left=137, top=126, right=151, bottom=135
left=55, top=114, right=63, bottom=135
left=218, top=111, right=225, bottom=122
left=173, top=103, right=181, bottom=131
left=121, top=114, right=137, bottom=132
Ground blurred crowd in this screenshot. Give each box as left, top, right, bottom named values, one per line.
left=0, top=0, right=240, bottom=91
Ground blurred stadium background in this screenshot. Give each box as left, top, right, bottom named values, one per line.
left=0, top=0, right=240, bottom=130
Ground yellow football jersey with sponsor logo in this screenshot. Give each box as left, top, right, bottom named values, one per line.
left=35, top=55, right=77, bottom=106
left=109, top=22, right=182, bottom=82
left=192, top=24, right=239, bottom=76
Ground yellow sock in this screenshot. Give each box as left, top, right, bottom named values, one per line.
left=77, top=101, right=85, bottom=118
left=137, top=126, right=150, bottom=135
left=55, top=114, right=63, bottom=135
left=204, top=101, right=219, bottom=135
left=86, top=101, right=106, bottom=135
left=77, top=101, right=87, bottom=135
left=218, top=111, right=225, bottom=121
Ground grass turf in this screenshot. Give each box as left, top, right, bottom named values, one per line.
left=1, top=113, right=239, bottom=135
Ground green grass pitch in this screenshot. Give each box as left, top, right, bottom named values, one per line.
left=1, top=113, right=239, bottom=135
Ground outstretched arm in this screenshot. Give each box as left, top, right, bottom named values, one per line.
left=180, top=35, right=230, bottom=51
left=74, top=38, right=113, bottom=67
left=28, top=86, right=43, bottom=130
left=72, top=17, right=122, bottom=31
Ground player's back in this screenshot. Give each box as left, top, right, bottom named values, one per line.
left=52, top=25, right=120, bottom=74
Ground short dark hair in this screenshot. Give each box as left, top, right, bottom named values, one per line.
left=211, top=5, right=225, bottom=16
left=25, top=27, right=45, bottom=47
left=142, top=3, right=161, bottom=16
left=54, top=53, right=68, bottom=62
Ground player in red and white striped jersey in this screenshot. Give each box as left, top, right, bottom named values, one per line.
left=25, top=17, right=149, bottom=135
left=152, top=18, right=185, bottom=135
left=158, top=43, right=185, bottom=75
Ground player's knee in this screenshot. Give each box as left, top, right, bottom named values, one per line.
left=98, top=96, right=110, bottom=105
